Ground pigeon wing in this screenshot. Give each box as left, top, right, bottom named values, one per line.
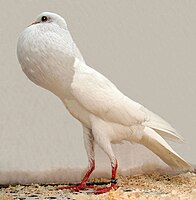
left=71, top=59, right=146, bottom=126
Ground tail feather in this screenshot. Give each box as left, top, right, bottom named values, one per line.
left=141, top=107, right=184, bottom=142
left=153, top=128, right=184, bottom=143
left=140, top=127, right=192, bottom=170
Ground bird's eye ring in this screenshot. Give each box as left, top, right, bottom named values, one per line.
left=41, top=16, right=48, bottom=22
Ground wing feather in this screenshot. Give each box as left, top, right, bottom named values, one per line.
left=71, top=59, right=146, bottom=126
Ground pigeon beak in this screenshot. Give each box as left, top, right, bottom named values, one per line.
left=28, top=21, right=40, bottom=27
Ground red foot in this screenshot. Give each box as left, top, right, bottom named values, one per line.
left=93, top=183, right=118, bottom=194
left=57, top=182, right=118, bottom=194
left=57, top=183, right=94, bottom=191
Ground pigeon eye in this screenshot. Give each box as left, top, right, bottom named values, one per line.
left=41, top=16, right=48, bottom=22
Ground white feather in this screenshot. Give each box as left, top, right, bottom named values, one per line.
left=71, top=58, right=145, bottom=126
left=71, top=58, right=184, bottom=142
left=140, top=127, right=189, bottom=169
left=141, top=107, right=184, bottom=142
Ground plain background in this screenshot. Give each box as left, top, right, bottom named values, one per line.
left=0, top=0, right=195, bottom=174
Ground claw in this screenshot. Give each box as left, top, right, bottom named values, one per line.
left=93, top=183, right=118, bottom=194
left=57, top=182, right=118, bottom=194
left=57, top=183, right=94, bottom=191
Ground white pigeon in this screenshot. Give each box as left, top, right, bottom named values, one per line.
left=17, top=12, right=192, bottom=193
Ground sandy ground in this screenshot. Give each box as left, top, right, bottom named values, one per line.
left=0, top=172, right=196, bottom=200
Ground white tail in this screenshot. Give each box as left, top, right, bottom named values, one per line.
left=140, top=127, right=192, bottom=170
left=141, top=107, right=184, bottom=142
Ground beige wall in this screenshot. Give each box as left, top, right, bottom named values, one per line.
left=0, top=0, right=195, bottom=176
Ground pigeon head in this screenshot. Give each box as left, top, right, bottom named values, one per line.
left=31, top=12, right=67, bottom=29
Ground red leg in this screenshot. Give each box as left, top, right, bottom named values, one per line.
left=112, top=159, right=118, bottom=179
left=93, top=160, right=118, bottom=194
left=79, top=160, right=95, bottom=189
left=57, top=160, right=95, bottom=190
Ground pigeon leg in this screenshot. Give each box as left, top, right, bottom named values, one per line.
left=58, top=126, right=119, bottom=193
left=57, top=126, right=95, bottom=190
left=90, top=129, right=119, bottom=194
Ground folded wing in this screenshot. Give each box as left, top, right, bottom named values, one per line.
left=71, top=59, right=184, bottom=143
left=71, top=59, right=145, bottom=126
